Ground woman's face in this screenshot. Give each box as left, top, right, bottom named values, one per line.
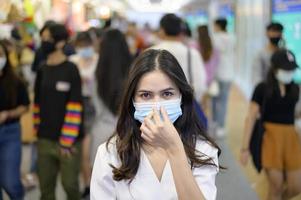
left=275, top=68, right=296, bottom=84
left=134, top=69, right=181, bottom=103
left=41, top=29, right=52, bottom=42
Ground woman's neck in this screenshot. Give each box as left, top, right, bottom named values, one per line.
left=278, top=82, right=286, bottom=97
left=47, top=50, right=67, bottom=66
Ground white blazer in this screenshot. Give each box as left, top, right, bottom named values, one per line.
left=91, top=138, right=219, bottom=200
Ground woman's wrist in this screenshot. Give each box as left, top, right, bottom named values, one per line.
left=2, top=111, right=10, bottom=120
left=166, top=142, right=185, bottom=156
left=6, top=110, right=15, bottom=119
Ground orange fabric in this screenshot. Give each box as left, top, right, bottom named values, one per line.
left=262, top=123, right=301, bottom=171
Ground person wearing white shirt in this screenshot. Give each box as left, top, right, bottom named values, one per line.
left=70, top=31, right=99, bottom=198
left=212, top=18, right=235, bottom=137
left=90, top=49, right=220, bottom=200
left=151, top=13, right=207, bottom=101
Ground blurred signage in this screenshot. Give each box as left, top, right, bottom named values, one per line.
left=273, top=0, right=301, bottom=13
left=219, top=3, right=234, bottom=17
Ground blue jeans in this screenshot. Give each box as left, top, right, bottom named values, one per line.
left=0, top=122, right=24, bottom=200
left=212, top=81, right=231, bottom=128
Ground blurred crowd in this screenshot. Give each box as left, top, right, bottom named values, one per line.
left=0, top=10, right=300, bottom=200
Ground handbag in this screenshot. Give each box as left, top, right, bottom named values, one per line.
left=249, top=90, right=267, bottom=173
left=208, top=80, right=220, bottom=97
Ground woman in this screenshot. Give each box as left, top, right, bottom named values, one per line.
left=34, top=23, right=83, bottom=200
left=241, top=49, right=301, bottom=200
left=0, top=40, right=30, bottom=199
left=91, top=29, right=132, bottom=161
left=91, top=49, right=220, bottom=200
left=198, top=25, right=220, bottom=132
left=197, top=25, right=219, bottom=87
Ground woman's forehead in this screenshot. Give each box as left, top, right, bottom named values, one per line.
left=136, top=70, right=178, bottom=91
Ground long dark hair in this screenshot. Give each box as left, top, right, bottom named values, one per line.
left=107, top=49, right=220, bottom=182
left=96, top=29, right=132, bottom=115
left=198, top=25, right=213, bottom=62
left=0, top=40, right=20, bottom=107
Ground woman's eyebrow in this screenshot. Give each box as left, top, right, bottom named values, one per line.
left=137, top=89, right=152, bottom=93
left=137, top=87, right=175, bottom=93
left=160, top=87, right=175, bottom=92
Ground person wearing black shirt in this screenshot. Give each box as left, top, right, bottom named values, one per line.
left=241, top=49, right=301, bottom=199
left=0, top=41, right=30, bottom=200
left=34, top=23, right=83, bottom=200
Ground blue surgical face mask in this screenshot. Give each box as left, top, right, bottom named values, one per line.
left=276, top=69, right=295, bottom=84
left=77, top=47, right=94, bottom=58
left=133, top=97, right=182, bottom=123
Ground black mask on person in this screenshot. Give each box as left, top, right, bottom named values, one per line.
left=269, top=37, right=281, bottom=46
left=41, top=41, right=56, bottom=55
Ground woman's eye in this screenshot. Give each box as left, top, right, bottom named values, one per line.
left=163, top=91, right=173, bottom=97
left=140, top=93, right=151, bottom=99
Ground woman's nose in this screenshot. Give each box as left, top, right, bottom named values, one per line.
left=153, top=96, right=163, bottom=103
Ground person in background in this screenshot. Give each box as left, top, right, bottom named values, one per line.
left=34, top=23, right=83, bottom=200
left=140, top=23, right=158, bottom=48
left=87, top=27, right=103, bottom=52
left=212, top=18, right=235, bottom=138
left=126, top=22, right=146, bottom=57
left=151, top=13, right=207, bottom=103
left=22, top=20, right=57, bottom=190
left=252, top=22, right=284, bottom=86
left=197, top=25, right=220, bottom=133
left=70, top=31, right=98, bottom=199
left=241, top=49, right=301, bottom=200
left=198, top=25, right=219, bottom=87
left=90, top=49, right=220, bottom=200
left=0, top=40, right=30, bottom=200
left=91, top=28, right=132, bottom=167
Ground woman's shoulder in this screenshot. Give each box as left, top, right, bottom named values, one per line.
left=195, top=139, right=219, bottom=159
left=253, top=82, right=267, bottom=94
left=96, top=136, right=119, bottom=162
left=255, top=82, right=266, bottom=89
left=194, top=139, right=219, bottom=171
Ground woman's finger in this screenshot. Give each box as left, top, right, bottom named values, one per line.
left=161, top=106, right=171, bottom=122
left=141, top=132, right=152, bottom=144
left=153, top=108, right=163, bottom=125
left=146, top=109, right=154, bottom=119
left=144, top=116, right=157, bottom=132
left=140, top=123, right=153, bottom=137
